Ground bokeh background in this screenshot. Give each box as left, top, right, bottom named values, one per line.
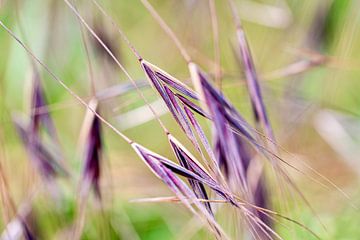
left=1, top=0, right=360, bottom=239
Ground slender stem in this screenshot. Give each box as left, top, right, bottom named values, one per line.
left=0, top=20, right=133, bottom=144
left=140, top=0, right=192, bottom=63
left=75, top=1, right=96, bottom=96
left=63, top=0, right=169, bottom=134
left=131, top=195, right=321, bottom=239
left=91, top=0, right=142, bottom=61
left=208, top=0, right=222, bottom=90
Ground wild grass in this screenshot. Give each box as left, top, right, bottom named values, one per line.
left=0, top=0, right=360, bottom=239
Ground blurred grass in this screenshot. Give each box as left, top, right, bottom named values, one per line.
left=1, top=0, right=360, bottom=239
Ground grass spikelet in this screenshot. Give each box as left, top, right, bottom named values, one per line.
left=72, top=98, right=104, bottom=240
left=30, top=72, right=58, bottom=141
left=0, top=217, right=36, bottom=240
left=0, top=201, right=37, bottom=240
left=228, top=0, right=276, bottom=148
left=11, top=71, right=67, bottom=202
left=13, top=116, right=65, bottom=180
left=189, top=63, right=275, bottom=238
left=168, top=134, right=213, bottom=215
left=131, top=142, right=228, bottom=239
left=79, top=98, right=103, bottom=199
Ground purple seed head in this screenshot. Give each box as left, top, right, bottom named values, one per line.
left=82, top=102, right=103, bottom=199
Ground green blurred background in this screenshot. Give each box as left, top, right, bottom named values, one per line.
left=1, top=0, right=360, bottom=239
